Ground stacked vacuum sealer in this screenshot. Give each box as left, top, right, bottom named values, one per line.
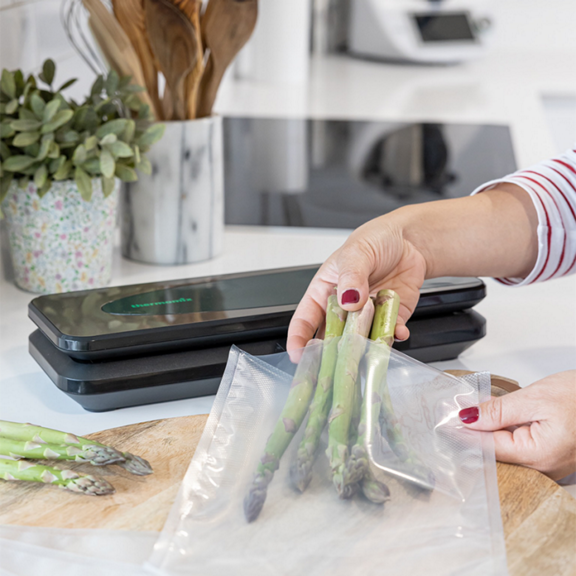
left=28, top=265, right=486, bottom=412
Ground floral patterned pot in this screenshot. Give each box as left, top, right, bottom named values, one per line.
left=1, top=179, right=119, bottom=294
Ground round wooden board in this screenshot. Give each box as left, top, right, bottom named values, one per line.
left=1, top=375, right=575, bottom=575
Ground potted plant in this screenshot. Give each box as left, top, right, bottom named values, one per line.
left=0, top=59, right=164, bottom=293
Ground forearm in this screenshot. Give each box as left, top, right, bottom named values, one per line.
left=396, top=183, right=539, bottom=280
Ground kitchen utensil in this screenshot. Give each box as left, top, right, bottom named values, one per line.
left=1, top=407, right=574, bottom=576
left=82, top=0, right=156, bottom=113
left=144, top=0, right=199, bottom=120
left=197, top=0, right=258, bottom=118
left=168, top=0, right=204, bottom=119
left=111, top=0, right=163, bottom=118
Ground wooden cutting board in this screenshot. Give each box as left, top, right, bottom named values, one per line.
left=0, top=374, right=574, bottom=576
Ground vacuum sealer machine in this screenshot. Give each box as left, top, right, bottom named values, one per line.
left=28, top=265, right=486, bottom=411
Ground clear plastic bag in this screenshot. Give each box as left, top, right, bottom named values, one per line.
left=147, top=339, right=507, bottom=576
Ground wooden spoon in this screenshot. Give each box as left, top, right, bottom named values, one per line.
left=111, top=0, right=163, bottom=119
left=196, top=0, right=258, bottom=118
left=168, top=0, right=203, bottom=119
left=82, top=0, right=156, bottom=114
left=144, top=0, right=199, bottom=120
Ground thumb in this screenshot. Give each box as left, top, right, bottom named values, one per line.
left=458, top=388, right=538, bottom=431
left=335, top=243, right=373, bottom=312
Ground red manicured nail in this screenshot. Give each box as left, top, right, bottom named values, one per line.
left=459, top=407, right=479, bottom=424
left=341, top=289, right=360, bottom=305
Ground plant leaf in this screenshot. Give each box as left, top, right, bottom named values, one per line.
left=100, top=148, right=115, bottom=178
left=43, top=99, right=61, bottom=123
left=18, top=176, right=29, bottom=189
left=120, top=119, right=135, bottom=143
left=1, top=70, right=16, bottom=99
left=0, top=141, right=11, bottom=160
left=40, top=59, right=56, bottom=86
left=0, top=123, right=15, bottom=138
left=47, top=141, right=60, bottom=159
left=61, top=129, right=79, bottom=143
left=3, top=155, right=37, bottom=172
left=53, top=159, right=72, bottom=181
left=115, top=163, right=138, bottom=182
left=138, top=156, right=152, bottom=175
left=96, top=118, right=129, bottom=139
left=19, top=108, right=36, bottom=121
left=105, top=70, right=119, bottom=97
left=133, top=144, right=140, bottom=164
left=5, top=99, right=18, bottom=114
left=82, top=158, right=101, bottom=174
left=57, top=78, right=77, bottom=92
left=0, top=173, right=14, bottom=204
left=72, top=144, right=87, bottom=165
left=137, top=123, right=165, bottom=148
left=36, top=136, right=52, bottom=161
left=100, top=133, right=117, bottom=146
left=11, top=119, right=42, bottom=131
left=110, top=141, right=134, bottom=158
left=84, top=135, right=98, bottom=151
left=42, top=109, right=74, bottom=133
left=30, top=93, right=46, bottom=119
left=37, top=178, right=52, bottom=197
left=13, top=131, right=40, bottom=147
left=90, top=75, right=104, bottom=97
left=49, top=156, right=65, bottom=174
left=34, top=164, right=47, bottom=188
left=101, top=176, right=116, bottom=197
left=13, top=70, right=24, bottom=97
left=75, top=166, right=92, bottom=201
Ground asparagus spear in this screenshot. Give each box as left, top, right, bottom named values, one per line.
left=327, top=299, right=375, bottom=499
left=0, top=420, right=153, bottom=475
left=290, top=295, right=347, bottom=492
left=342, top=290, right=398, bottom=502
left=0, top=437, right=125, bottom=466
left=0, top=458, right=115, bottom=495
left=244, top=339, right=322, bottom=522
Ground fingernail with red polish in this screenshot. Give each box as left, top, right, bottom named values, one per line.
left=459, top=407, right=479, bottom=424
left=341, top=289, right=360, bottom=305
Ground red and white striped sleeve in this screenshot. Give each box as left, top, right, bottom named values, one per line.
left=471, top=146, right=576, bottom=286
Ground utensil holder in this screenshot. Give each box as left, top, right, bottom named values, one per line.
left=121, top=116, right=224, bottom=265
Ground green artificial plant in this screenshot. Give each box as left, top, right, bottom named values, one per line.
left=0, top=59, right=165, bottom=211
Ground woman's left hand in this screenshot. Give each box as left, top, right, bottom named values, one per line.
left=459, top=370, right=576, bottom=480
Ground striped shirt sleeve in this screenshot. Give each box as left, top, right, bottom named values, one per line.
left=471, top=146, right=576, bottom=286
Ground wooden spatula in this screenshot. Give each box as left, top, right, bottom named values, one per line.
left=111, top=0, right=162, bottom=119
left=168, top=0, right=203, bottom=119
left=196, top=0, right=258, bottom=118
left=83, top=0, right=156, bottom=115
left=144, top=0, right=199, bottom=120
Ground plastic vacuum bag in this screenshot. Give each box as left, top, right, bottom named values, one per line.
left=147, top=338, right=507, bottom=576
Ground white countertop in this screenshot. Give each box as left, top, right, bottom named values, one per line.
left=1, top=51, right=575, bottom=437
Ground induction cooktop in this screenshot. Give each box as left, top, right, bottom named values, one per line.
left=223, top=118, right=516, bottom=229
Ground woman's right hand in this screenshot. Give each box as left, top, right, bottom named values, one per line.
left=287, top=212, right=428, bottom=353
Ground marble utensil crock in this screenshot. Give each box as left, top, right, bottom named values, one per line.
left=121, top=116, right=224, bottom=265
left=2, top=178, right=119, bottom=294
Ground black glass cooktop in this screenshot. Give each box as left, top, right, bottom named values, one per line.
left=223, top=117, right=517, bottom=229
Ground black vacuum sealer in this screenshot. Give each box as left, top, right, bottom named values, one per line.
left=29, top=265, right=486, bottom=412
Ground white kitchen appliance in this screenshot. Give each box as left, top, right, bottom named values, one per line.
left=349, top=0, right=493, bottom=64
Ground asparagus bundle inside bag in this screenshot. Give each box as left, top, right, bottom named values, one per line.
left=327, top=299, right=375, bottom=499
left=290, top=295, right=347, bottom=492
left=244, top=339, right=322, bottom=522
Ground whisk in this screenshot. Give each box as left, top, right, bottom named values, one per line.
left=61, top=0, right=110, bottom=77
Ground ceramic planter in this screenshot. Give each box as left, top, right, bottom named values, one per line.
left=120, top=116, right=224, bottom=265
left=2, top=178, right=119, bottom=294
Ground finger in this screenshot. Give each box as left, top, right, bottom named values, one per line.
left=492, top=425, right=535, bottom=463
left=458, top=388, right=539, bottom=431
left=335, top=244, right=374, bottom=312
left=287, top=281, right=334, bottom=355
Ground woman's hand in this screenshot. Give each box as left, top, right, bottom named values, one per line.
left=287, top=214, right=428, bottom=352
left=459, top=370, right=576, bottom=480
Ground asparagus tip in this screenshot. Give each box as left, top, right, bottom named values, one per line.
left=243, top=487, right=267, bottom=523
left=361, top=478, right=390, bottom=504
left=64, top=475, right=116, bottom=496
left=117, top=452, right=153, bottom=475
left=290, top=460, right=312, bottom=493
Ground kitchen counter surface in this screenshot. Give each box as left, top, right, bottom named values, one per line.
left=1, top=50, right=575, bottom=437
